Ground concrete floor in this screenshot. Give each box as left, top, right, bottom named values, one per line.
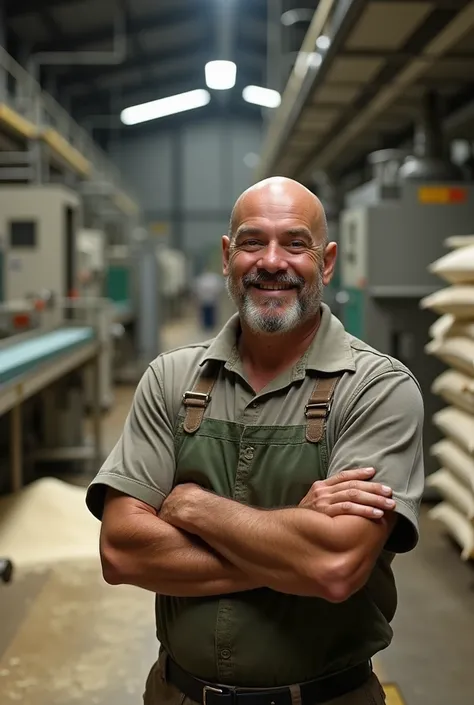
left=1, top=313, right=474, bottom=705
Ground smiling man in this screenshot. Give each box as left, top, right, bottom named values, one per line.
left=86, top=177, right=424, bottom=705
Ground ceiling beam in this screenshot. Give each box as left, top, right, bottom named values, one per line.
left=371, top=0, right=468, bottom=6
left=57, top=37, right=209, bottom=89
left=6, top=0, right=74, bottom=17
left=40, top=7, right=64, bottom=39
left=32, top=6, right=205, bottom=52
left=58, top=38, right=265, bottom=90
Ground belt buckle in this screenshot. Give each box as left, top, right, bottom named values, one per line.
left=203, top=685, right=224, bottom=705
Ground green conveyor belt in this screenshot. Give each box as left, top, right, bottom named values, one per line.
left=0, top=327, right=95, bottom=386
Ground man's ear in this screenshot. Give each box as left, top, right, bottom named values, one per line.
left=222, top=235, right=231, bottom=276
left=323, top=242, right=337, bottom=285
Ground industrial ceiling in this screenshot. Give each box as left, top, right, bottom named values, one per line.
left=258, top=0, right=474, bottom=182
left=3, top=0, right=275, bottom=134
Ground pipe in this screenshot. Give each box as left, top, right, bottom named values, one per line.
left=217, top=0, right=235, bottom=61
left=214, top=0, right=237, bottom=109
left=414, top=90, right=445, bottom=160
left=27, top=10, right=127, bottom=81
left=267, top=0, right=284, bottom=93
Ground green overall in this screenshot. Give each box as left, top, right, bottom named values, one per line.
left=155, top=362, right=395, bottom=689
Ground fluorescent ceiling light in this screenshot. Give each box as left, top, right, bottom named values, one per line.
left=121, top=89, right=211, bottom=125
left=316, top=35, right=330, bottom=50
left=205, top=60, right=237, bottom=90
left=281, top=9, right=313, bottom=26
left=242, top=85, right=281, bottom=109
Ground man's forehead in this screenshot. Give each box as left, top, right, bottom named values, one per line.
left=234, top=222, right=313, bottom=238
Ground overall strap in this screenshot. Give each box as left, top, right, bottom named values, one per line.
left=305, top=374, right=342, bottom=443
left=182, top=361, right=220, bottom=434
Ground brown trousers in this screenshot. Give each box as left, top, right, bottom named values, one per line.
left=143, top=653, right=386, bottom=705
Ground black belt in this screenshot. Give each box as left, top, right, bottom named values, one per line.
left=167, top=657, right=372, bottom=705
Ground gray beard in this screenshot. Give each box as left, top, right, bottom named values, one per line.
left=225, top=271, right=323, bottom=334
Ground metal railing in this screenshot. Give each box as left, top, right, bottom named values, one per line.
left=0, top=45, right=137, bottom=205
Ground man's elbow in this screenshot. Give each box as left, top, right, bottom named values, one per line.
left=100, top=537, right=132, bottom=586
left=312, top=554, right=370, bottom=603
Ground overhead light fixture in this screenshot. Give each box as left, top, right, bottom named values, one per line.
left=316, top=35, right=330, bottom=50
left=281, top=9, right=314, bottom=26
left=307, top=52, right=322, bottom=69
left=205, top=60, right=237, bottom=90
left=121, top=89, right=211, bottom=125
left=242, top=85, right=281, bottom=109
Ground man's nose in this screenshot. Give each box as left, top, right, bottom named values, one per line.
left=257, top=243, right=288, bottom=273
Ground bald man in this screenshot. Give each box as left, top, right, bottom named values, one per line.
left=87, top=178, right=424, bottom=705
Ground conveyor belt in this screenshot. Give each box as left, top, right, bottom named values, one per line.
left=0, top=327, right=95, bottom=385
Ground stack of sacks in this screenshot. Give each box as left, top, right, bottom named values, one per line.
left=421, top=239, right=474, bottom=561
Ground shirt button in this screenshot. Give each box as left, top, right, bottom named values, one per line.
left=220, top=649, right=231, bottom=660
left=250, top=401, right=258, bottom=408
left=244, top=447, right=254, bottom=460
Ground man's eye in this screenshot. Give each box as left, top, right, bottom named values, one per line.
left=290, top=241, right=305, bottom=248
left=243, top=240, right=261, bottom=247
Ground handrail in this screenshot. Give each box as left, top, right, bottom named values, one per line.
left=0, top=45, right=137, bottom=209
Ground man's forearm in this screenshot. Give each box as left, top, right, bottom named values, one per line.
left=100, top=509, right=261, bottom=597
left=169, top=490, right=381, bottom=600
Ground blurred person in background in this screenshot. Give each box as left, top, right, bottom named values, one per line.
left=194, top=269, right=224, bottom=331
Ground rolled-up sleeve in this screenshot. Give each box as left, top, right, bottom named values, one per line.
left=327, top=370, right=425, bottom=553
left=86, top=359, right=175, bottom=520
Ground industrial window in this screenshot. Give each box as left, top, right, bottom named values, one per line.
left=9, top=220, right=37, bottom=248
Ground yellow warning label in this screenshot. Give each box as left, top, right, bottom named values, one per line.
left=383, top=683, right=407, bottom=705
left=418, top=186, right=467, bottom=204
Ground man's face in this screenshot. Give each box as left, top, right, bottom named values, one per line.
left=223, top=193, right=335, bottom=334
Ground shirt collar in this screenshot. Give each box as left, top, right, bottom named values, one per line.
left=200, top=303, right=355, bottom=374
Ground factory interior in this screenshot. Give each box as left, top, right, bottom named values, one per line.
left=1, top=0, right=474, bottom=704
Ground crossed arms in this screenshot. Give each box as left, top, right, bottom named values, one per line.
left=100, top=469, right=396, bottom=603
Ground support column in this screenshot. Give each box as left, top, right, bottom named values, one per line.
left=171, top=129, right=184, bottom=252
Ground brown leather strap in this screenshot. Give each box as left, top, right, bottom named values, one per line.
left=182, top=363, right=219, bottom=434
left=305, top=375, right=341, bottom=443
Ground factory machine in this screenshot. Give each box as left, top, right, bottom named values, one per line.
left=156, top=246, right=188, bottom=321
left=77, top=227, right=106, bottom=299
left=338, top=94, right=474, bottom=477
left=0, top=184, right=114, bottom=409
left=0, top=184, right=80, bottom=303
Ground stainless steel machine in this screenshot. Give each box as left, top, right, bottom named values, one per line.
left=338, top=93, right=474, bottom=476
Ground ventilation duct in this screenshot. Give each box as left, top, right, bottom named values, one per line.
left=399, top=91, right=464, bottom=182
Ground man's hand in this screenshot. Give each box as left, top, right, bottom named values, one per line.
left=159, top=483, right=204, bottom=526
left=299, top=468, right=395, bottom=519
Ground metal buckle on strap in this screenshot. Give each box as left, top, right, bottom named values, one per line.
left=304, top=400, right=331, bottom=417
left=182, top=391, right=212, bottom=406
left=203, top=685, right=224, bottom=705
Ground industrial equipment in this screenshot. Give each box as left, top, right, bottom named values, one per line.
left=338, top=94, right=474, bottom=476
left=77, top=228, right=106, bottom=299
left=156, top=246, right=188, bottom=321
left=0, top=184, right=80, bottom=302
left=0, top=318, right=102, bottom=495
